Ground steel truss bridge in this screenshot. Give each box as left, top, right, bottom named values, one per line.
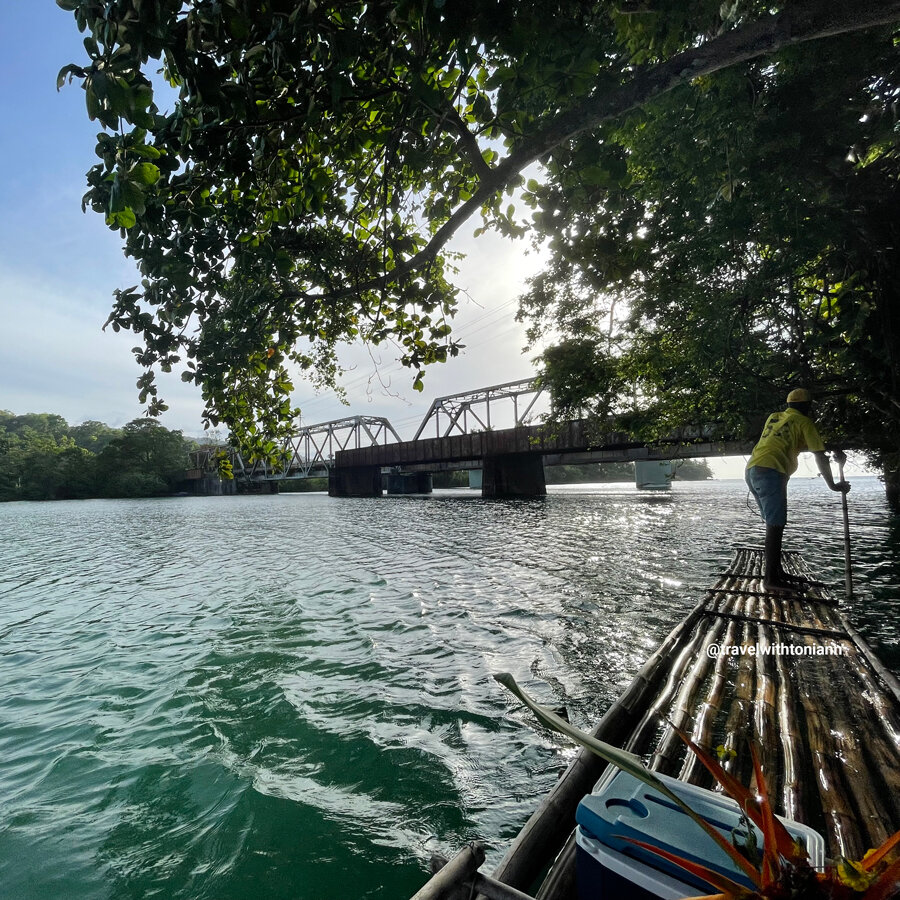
left=191, top=379, right=547, bottom=482
left=413, top=378, right=546, bottom=440
left=189, top=377, right=750, bottom=495
left=191, top=415, right=402, bottom=481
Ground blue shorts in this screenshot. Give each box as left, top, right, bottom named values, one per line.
left=746, top=466, right=788, bottom=527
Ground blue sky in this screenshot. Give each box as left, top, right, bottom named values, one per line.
left=1, top=2, right=198, bottom=428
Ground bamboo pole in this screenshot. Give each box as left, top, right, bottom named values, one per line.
left=772, top=642, right=805, bottom=822
left=845, top=659, right=900, bottom=751
left=624, top=625, right=711, bottom=758
left=721, top=603, right=756, bottom=787
left=836, top=611, right=900, bottom=704
left=823, top=677, right=895, bottom=850
left=471, top=874, right=541, bottom=900
left=649, top=614, right=724, bottom=776
left=534, top=833, right=576, bottom=900
left=830, top=656, right=900, bottom=835
left=752, top=622, right=781, bottom=803
left=678, top=610, right=739, bottom=788
left=793, top=657, right=865, bottom=860
left=412, top=844, right=486, bottom=900
left=838, top=455, right=853, bottom=601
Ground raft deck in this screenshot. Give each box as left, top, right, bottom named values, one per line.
left=413, top=547, right=900, bottom=900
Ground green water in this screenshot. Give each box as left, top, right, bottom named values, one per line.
left=1, top=480, right=896, bottom=898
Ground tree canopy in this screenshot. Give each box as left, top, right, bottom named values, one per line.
left=0, top=412, right=192, bottom=500
left=57, top=0, right=900, bottom=458
left=518, top=23, right=900, bottom=481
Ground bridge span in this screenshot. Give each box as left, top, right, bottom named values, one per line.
left=189, top=378, right=752, bottom=497
left=330, top=418, right=752, bottom=497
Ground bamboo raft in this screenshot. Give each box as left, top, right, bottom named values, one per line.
left=411, top=547, right=900, bottom=900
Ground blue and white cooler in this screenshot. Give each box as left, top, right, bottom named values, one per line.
left=574, top=766, right=825, bottom=900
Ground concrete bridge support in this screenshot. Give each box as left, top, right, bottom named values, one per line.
left=189, top=474, right=238, bottom=496
left=329, top=465, right=383, bottom=497
left=237, top=479, right=278, bottom=495
left=386, top=472, right=433, bottom=495
left=481, top=454, right=546, bottom=498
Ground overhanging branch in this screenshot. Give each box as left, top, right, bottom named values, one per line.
left=311, top=0, right=900, bottom=303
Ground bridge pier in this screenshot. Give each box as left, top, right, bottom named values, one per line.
left=386, top=472, right=433, bottom=495
left=328, top=465, right=383, bottom=497
left=634, top=460, right=674, bottom=490
left=237, top=479, right=279, bottom=494
left=481, top=453, right=546, bottom=498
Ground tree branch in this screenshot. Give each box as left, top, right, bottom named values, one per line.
left=338, top=0, right=900, bottom=299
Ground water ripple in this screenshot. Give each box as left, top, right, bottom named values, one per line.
left=0, top=481, right=896, bottom=898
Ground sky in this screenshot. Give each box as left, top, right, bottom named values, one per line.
left=0, top=2, right=863, bottom=480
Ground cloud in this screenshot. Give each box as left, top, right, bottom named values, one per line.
left=292, top=228, right=549, bottom=436
left=0, top=262, right=206, bottom=432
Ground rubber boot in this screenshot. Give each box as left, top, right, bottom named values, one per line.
left=764, top=525, right=788, bottom=591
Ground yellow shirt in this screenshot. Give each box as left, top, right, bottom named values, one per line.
left=746, top=408, right=825, bottom=476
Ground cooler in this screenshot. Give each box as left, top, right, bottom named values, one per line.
left=574, top=766, right=825, bottom=900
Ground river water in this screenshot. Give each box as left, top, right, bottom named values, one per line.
left=1, top=478, right=897, bottom=899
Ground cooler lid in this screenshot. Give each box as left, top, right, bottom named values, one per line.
left=575, top=770, right=759, bottom=889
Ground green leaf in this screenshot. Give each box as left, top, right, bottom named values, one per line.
left=132, top=143, right=162, bottom=160
left=56, top=63, right=85, bottom=90
left=106, top=207, right=137, bottom=229
left=131, top=163, right=160, bottom=185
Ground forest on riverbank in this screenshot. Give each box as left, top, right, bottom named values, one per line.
left=0, top=412, right=193, bottom=501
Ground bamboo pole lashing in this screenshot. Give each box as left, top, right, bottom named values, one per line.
left=699, top=609, right=849, bottom=641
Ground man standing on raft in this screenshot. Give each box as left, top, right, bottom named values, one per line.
left=746, top=388, right=850, bottom=592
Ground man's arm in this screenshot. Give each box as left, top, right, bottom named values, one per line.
left=814, top=451, right=851, bottom=492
